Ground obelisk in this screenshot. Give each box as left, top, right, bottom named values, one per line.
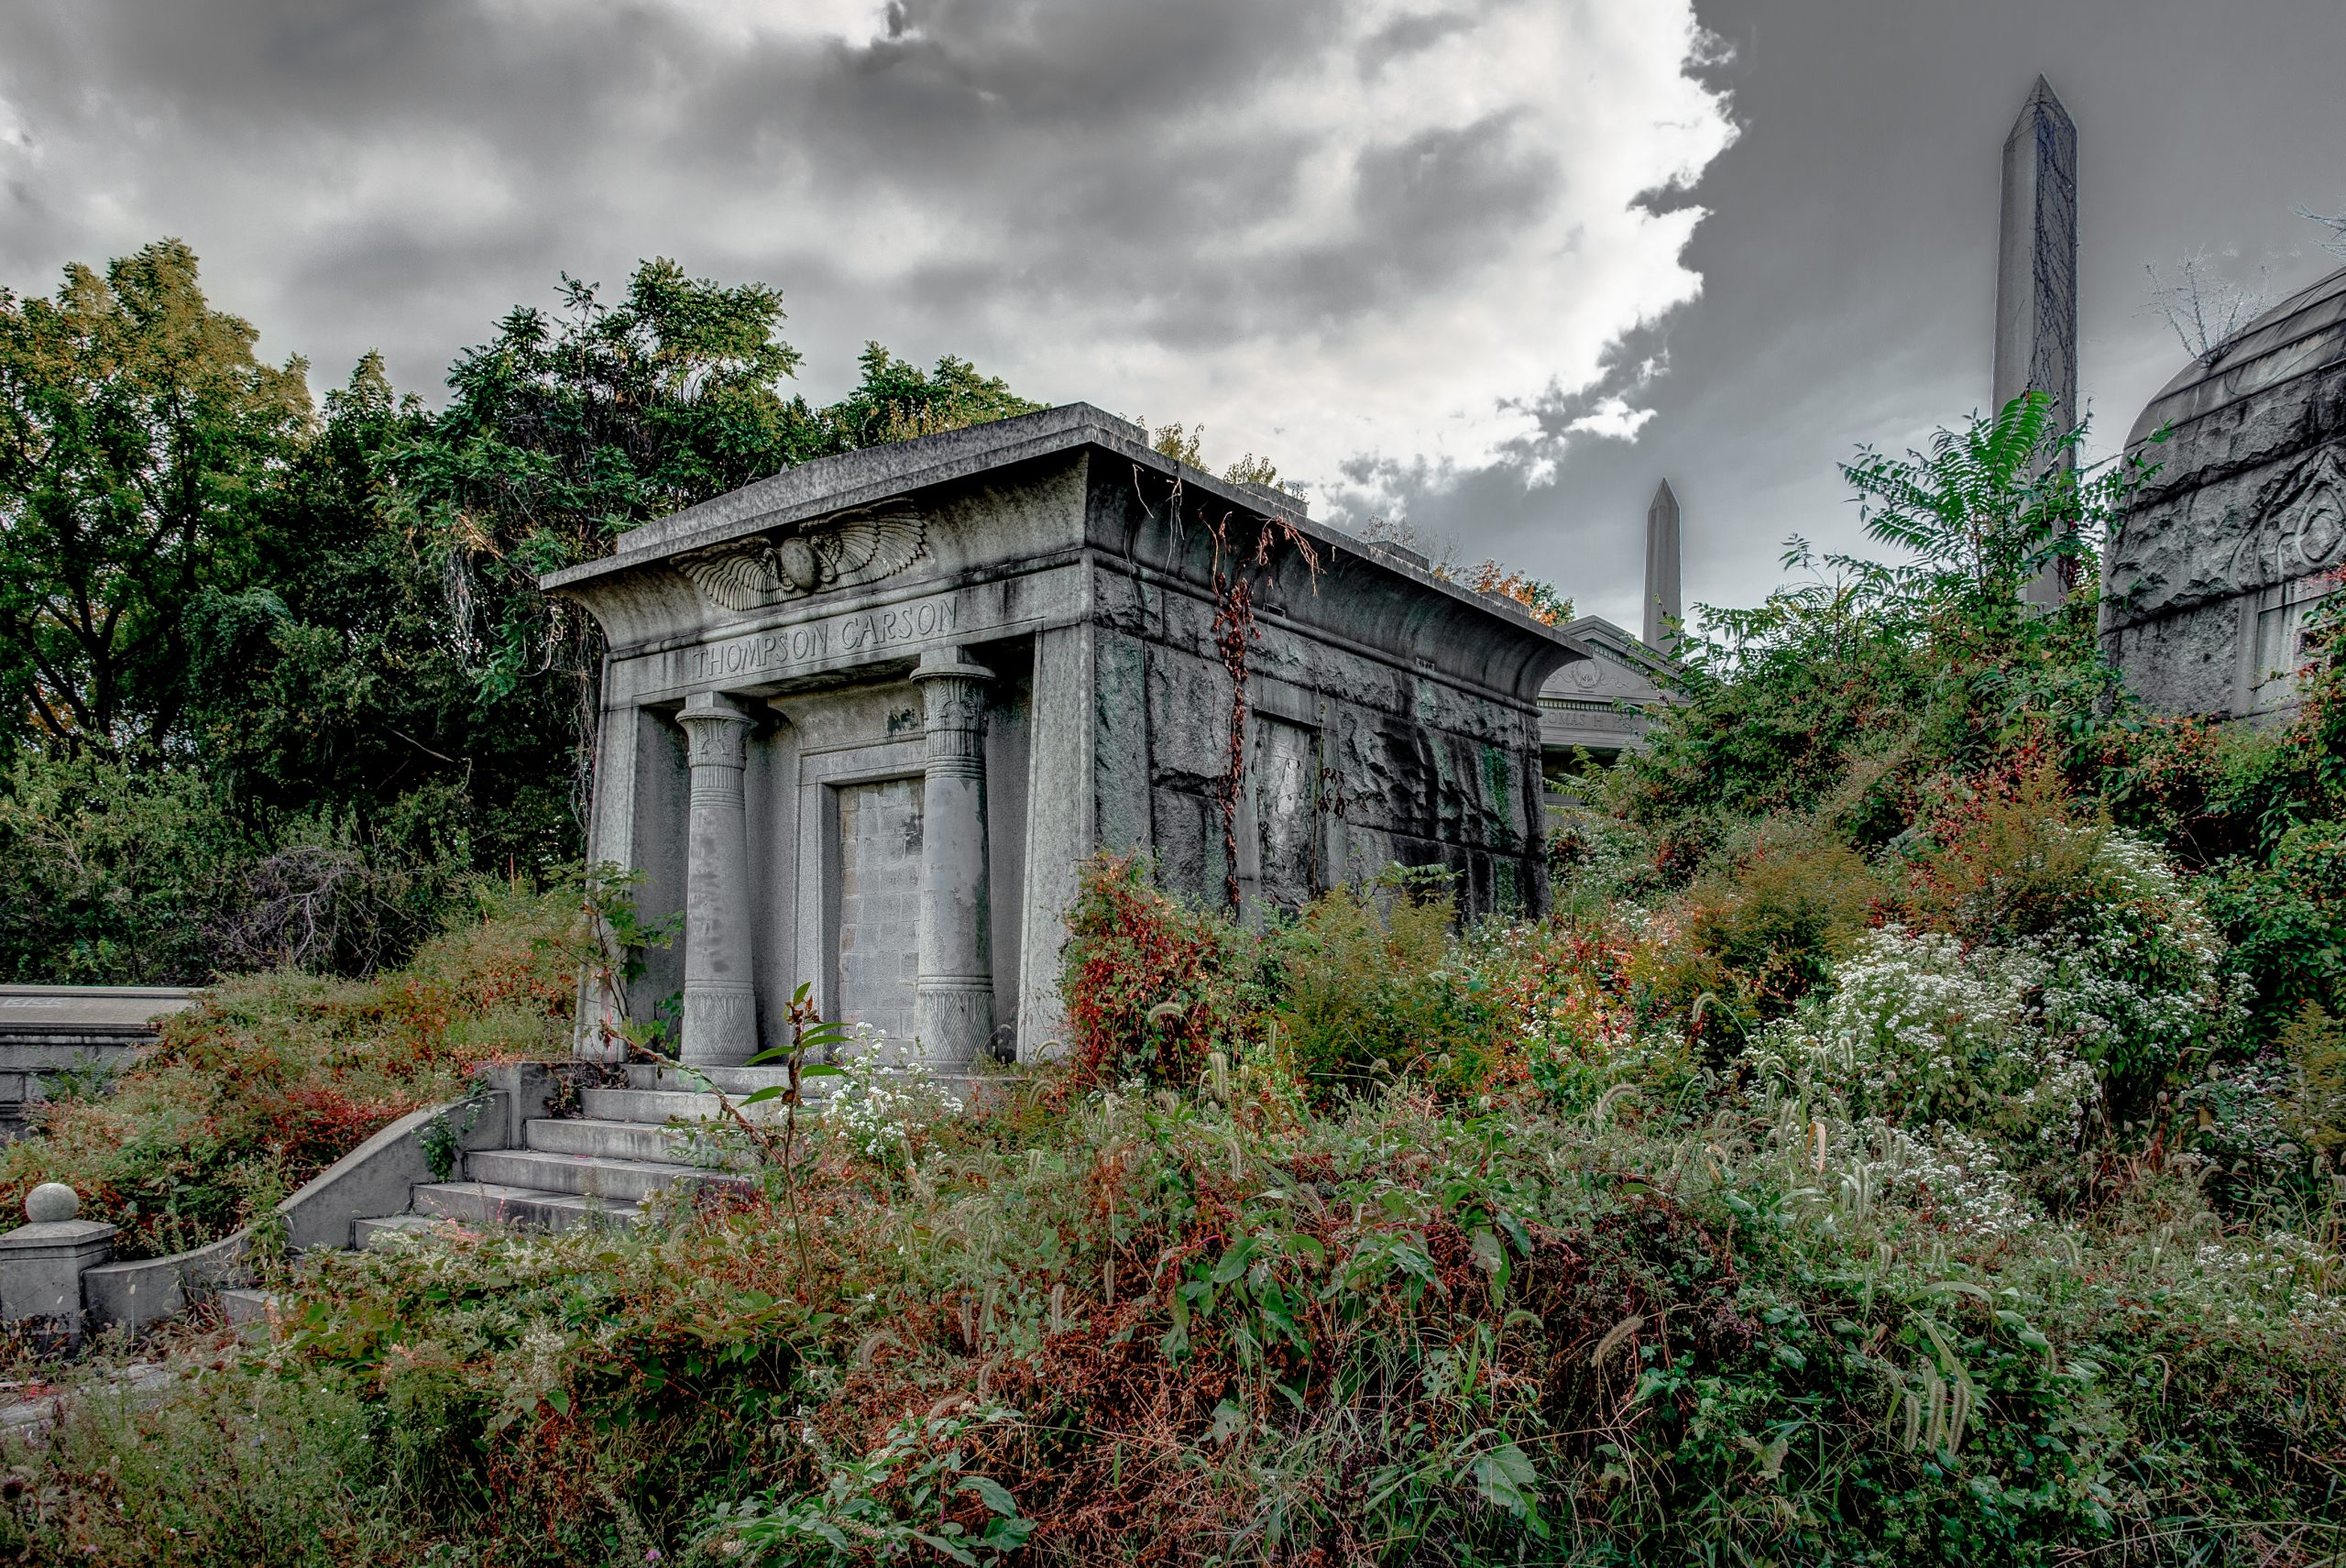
left=1992, top=75, right=2078, bottom=609
left=1643, top=478, right=1682, bottom=655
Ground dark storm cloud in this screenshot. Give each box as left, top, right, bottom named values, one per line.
left=14, top=0, right=2341, bottom=630
left=2, top=0, right=1731, bottom=500
left=0, top=0, right=1376, bottom=375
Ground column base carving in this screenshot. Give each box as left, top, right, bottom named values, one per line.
left=915, top=979, right=994, bottom=1071
left=681, top=981, right=758, bottom=1067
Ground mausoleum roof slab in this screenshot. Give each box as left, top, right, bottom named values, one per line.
left=543, top=402, right=1581, bottom=705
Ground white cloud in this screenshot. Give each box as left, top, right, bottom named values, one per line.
left=756, top=0, right=1739, bottom=519
left=1566, top=396, right=1661, bottom=441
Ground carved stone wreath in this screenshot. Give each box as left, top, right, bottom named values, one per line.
left=674, top=499, right=928, bottom=612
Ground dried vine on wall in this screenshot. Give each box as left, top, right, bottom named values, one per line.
left=1125, top=464, right=1321, bottom=914
left=1204, top=506, right=1317, bottom=914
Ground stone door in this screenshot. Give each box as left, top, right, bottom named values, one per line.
left=835, top=777, right=924, bottom=1047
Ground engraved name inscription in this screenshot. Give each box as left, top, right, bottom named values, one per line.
left=685, top=595, right=964, bottom=681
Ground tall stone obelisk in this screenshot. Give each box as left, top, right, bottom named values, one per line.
left=1643, top=478, right=1682, bottom=655
left=1992, top=75, right=2079, bottom=609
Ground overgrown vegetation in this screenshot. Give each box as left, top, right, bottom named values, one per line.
left=0, top=882, right=576, bottom=1258
left=3, top=294, right=2345, bottom=1559
left=6, top=847, right=2338, bottom=1561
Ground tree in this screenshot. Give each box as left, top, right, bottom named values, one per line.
left=1618, top=395, right=2153, bottom=861
left=398, top=262, right=1042, bottom=835
left=0, top=240, right=312, bottom=751
left=817, top=343, right=1039, bottom=452
left=391, top=260, right=824, bottom=826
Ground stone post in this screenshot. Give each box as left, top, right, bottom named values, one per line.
left=912, top=648, right=995, bottom=1069
left=676, top=692, right=758, bottom=1067
left=0, top=1184, right=114, bottom=1350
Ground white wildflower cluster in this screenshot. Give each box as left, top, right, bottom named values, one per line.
left=1887, top=1123, right=2041, bottom=1239
left=822, top=1024, right=964, bottom=1166
left=2189, top=1229, right=2346, bottom=1329
left=2027, top=829, right=2235, bottom=1081
left=1785, top=1115, right=2044, bottom=1241
left=1749, top=926, right=2097, bottom=1146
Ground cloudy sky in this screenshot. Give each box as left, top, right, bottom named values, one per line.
left=3, top=0, right=2341, bottom=627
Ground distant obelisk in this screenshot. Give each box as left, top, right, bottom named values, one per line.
left=1643, top=478, right=1682, bottom=654
left=1992, top=75, right=2078, bottom=608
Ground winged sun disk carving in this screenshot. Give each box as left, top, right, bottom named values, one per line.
left=674, top=500, right=928, bottom=613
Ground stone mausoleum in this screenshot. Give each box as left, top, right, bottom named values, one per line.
left=2103, top=264, right=2346, bottom=723
left=543, top=405, right=1580, bottom=1073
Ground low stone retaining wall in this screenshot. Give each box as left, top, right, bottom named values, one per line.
left=0, top=985, right=199, bottom=1140
left=0, top=1061, right=568, bottom=1344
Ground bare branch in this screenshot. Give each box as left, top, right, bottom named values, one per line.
left=2143, top=252, right=2271, bottom=367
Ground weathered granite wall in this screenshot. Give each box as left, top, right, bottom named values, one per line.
left=1082, top=460, right=1551, bottom=919
left=2104, top=266, right=2346, bottom=722
left=0, top=987, right=197, bottom=1140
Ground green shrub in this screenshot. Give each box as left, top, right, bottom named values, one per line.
left=1058, top=852, right=1268, bottom=1086
left=2207, top=818, right=2346, bottom=1034
left=1267, top=871, right=1499, bottom=1094
left=0, top=1363, right=420, bottom=1566
left=0, top=751, right=477, bottom=984
left=1633, top=832, right=1884, bottom=1047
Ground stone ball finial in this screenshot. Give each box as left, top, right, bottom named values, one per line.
left=25, top=1183, right=78, bottom=1224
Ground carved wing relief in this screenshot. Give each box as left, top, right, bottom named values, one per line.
left=675, top=548, right=787, bottom=613
left=812, top=501, right=927, bottom=589
left=674, top=499, right=929, bottom=614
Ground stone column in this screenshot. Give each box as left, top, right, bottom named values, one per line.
left=1017, top=624, right=1095, bottom=1061
left=676, top=692, right=758, bottom=1067
left=913, top=648, right=995, bottom=1069
left=576, top=696, right=640, bottom=1062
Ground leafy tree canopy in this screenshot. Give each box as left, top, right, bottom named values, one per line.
left=1617, top=394, right=2154, bottom=859
left=0, top=239, right=312, bottom=751
left=0, top=241, right=1042, bottom=980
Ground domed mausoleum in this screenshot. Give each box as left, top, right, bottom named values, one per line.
left=2103, top=265, right=2346, bottom=723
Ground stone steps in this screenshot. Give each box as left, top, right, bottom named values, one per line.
left=526, top=1116, right=751, bottom=1166
left=411, top=1180, right=642, bottom=1232
left=356, top=1056, right=939, bottom=1245
left=581, top=1085, right=789, bottom=1124
left=219, top=1286, right=275, bottom=1322
left=355, top=1213, right=455, bottom=1249
left=466, top=1147, right=749, bottom=1205
left=219, top=1287, right=280, bottom=1342
left=652, top=1062, right=842, bottom=1098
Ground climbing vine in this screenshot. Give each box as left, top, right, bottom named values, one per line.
left=1124, top=462, right=1321, bottom=913
left=1205, top=505, right=1318, bottom=913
